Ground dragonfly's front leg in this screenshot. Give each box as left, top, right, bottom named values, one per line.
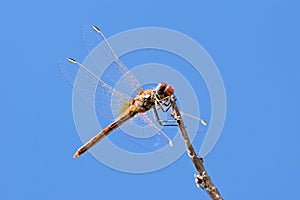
left=161, top=102, right=172, bottom=112
left=155, top=97, right=171, bottom=112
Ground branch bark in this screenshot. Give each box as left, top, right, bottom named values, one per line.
left=170, top=96, right=223, bottom=200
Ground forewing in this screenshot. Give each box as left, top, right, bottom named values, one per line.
left=59, top=58, right=131, bottom=121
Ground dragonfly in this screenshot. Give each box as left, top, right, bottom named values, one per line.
left=59, top=25, right=207, bottom=158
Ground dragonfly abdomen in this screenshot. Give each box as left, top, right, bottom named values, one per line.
left=73, top=108, right=137, bottom=158
left=73, top=91, right=155, bottom=158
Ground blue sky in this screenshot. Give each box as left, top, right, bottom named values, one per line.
left=1, top=1, right=300, bottom=199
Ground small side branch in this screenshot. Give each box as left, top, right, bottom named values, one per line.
left=170, top=96, right=223, bottom=200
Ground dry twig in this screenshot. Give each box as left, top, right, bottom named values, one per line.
left=170, top=96, right=223, bottom=200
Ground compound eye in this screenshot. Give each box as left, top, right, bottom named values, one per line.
left=164, top=84, right=174, bottom=96
left=155, top=82, right=167, bottom=95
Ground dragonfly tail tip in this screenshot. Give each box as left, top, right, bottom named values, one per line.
left=73, top=152, right=80, bottom=158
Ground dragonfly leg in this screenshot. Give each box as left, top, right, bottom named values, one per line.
left=152, top=108, right=178, bottom=126
left=152, top=107, right=164, bottom=126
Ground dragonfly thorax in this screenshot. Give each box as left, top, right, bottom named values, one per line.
left=131, top=90, right=155, bottom=113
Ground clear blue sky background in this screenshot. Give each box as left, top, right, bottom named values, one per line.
left=1, top=1, right=299, bottom=199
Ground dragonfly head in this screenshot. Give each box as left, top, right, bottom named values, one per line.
left=155, top=82, right=174, bottom=99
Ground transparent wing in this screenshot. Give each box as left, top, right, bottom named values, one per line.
left=82, top=25, right=141, bottom=94
left=59, top=58, right=132, bottom=121
left=81, top=25, right=144, bottom=121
